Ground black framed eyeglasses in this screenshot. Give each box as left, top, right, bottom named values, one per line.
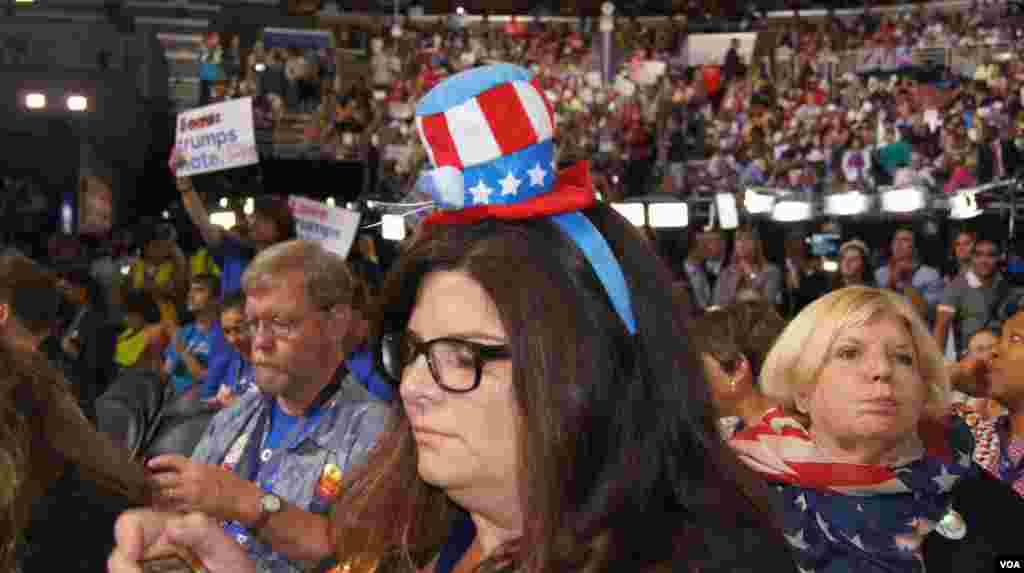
left=378, top=331, right=511, bottom=393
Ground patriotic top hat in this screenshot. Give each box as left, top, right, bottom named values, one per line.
left=414, top=63, right=636, bottom=334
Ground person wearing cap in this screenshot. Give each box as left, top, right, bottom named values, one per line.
left=110, top=63, right=796, bottom=573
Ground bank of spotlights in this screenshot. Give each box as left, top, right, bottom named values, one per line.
left=22, top=92, right=89, bottom=112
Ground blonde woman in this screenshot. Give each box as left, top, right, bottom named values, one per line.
left=711, top=225, right=782, bottom=307
left=730, top=286, right=1024, bottom=573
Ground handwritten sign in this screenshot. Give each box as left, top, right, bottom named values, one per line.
left=288, top=195, right=361, bottom=259
left=174, top=97, right=259, bottom=177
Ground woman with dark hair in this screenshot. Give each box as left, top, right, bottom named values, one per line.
left=711, top=224, right=782, bottom=307
left=109, top=63, right=796, bottom=573
left=690, top=301, right=789, bottom=439
left=2, top=337, right=155, bottom=572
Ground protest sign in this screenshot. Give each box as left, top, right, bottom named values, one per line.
left=288, top=195, right=362, bottom=258
left=174, top=97, right=259, bottom=177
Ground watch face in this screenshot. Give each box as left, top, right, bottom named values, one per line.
left=262, top=494, right=282, bottom=513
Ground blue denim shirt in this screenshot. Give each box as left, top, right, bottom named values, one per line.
left=191, top=370, right=391, bottom=573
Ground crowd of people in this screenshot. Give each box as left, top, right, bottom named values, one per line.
left=9, top=7, right=1024, bottom=573
left=186, top=2, right=1024, bottom=202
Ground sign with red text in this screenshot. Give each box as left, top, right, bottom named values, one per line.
left=288, top=195, right=361, bottom=258
left=174, top=97, right=259, bottom=177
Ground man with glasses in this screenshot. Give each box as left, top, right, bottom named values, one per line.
left=935, top=238, right=1023, bottom=358
left=146, top=240, right=389, bottom=573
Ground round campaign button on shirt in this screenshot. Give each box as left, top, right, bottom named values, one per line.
left=261, top=448, right=273, bottom=462
left=237, top=533, right=249, bottom=545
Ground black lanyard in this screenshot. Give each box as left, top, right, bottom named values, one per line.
left=234, top=364, right=347, bottom=483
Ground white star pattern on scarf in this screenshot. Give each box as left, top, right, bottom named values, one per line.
left=848, top=534, right=866, bottom=551
left=499, top=172, right=522, bottom=196
left=470, top=180, right=493, bottom=205
left=785, top=529, right=811, bottom=551
left=816, top=512, right=839, bottom=542
left=932, top=465, right=958, bottom=493
left=528, top=163, right=547, bottom=187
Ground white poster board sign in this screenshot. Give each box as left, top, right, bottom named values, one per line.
left=288, top=195, right=362, bottom=259
left=174, top=97, right=259, bottom=177
left=687, top=33, right=757, bottom=68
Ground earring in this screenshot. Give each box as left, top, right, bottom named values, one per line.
left=728, top=376, right=738, bottom=390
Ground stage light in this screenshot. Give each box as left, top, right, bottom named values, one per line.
left=66, top=95, right=88, bottom=112
left=219, top=197, right=229, bottom=208
left=825, top=191, right=870, bottom=216
left=648, top=202, right=688, bottom=228
left=772, top=200, right=813, bottom=222
left=743, top=189, right=775, bottom=215
left=381, top=214, right=407, bottom=241
left=610, top=203, right=646, bottom=227
left=949, top=190, right=983, bottom=220
left=715, top=193, right=739, bottom=230
left=210, top=211, right=237, bottom=229
left=456, top=5, right=465, bottom=15
left=881, top=187, right=926, bottom=213
left=326, top=197, right=336, bottom=207
left=25, top=93, right=46, bottom=109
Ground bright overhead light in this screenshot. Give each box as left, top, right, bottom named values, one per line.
left=949, top=191, right=983, bottom=220
left=648, top=203, right=688, bottom=228
left=455, top=5, right=465, bottom=15
left=825, top=191, right=870, bottom=216
left=210, top=211, right=237, bottom=229
left=381, top=213, right=407, bottom=241
left=25, top=93, right=46, bottom=109
left=714, top=193, right=739, bottom=230
left=881, top=188, right=926, bottom=213
left=772, top=200, right=813, bottom=222
left=14, top=0, right=33, bottom=4
left=611, top=203, right=646, bottom=227
left=743, top=189, right=775, bottom=215
left=66, top=95, right=88, bottom=112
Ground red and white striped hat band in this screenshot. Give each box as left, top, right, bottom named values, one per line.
left=415, top=78, right=555, bottom=171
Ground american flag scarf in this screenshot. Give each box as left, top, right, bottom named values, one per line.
left=730, top=408, right=976, bottom=573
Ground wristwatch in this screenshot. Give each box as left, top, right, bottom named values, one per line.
left=249, top=492, right=283, bottom=532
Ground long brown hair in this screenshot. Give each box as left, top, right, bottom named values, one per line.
left=0, top=340, right=156, bottom=570
left=332, top=206, right=782, bottom=572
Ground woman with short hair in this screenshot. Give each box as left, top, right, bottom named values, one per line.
left=731, top=286, right=1024, bottom=572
